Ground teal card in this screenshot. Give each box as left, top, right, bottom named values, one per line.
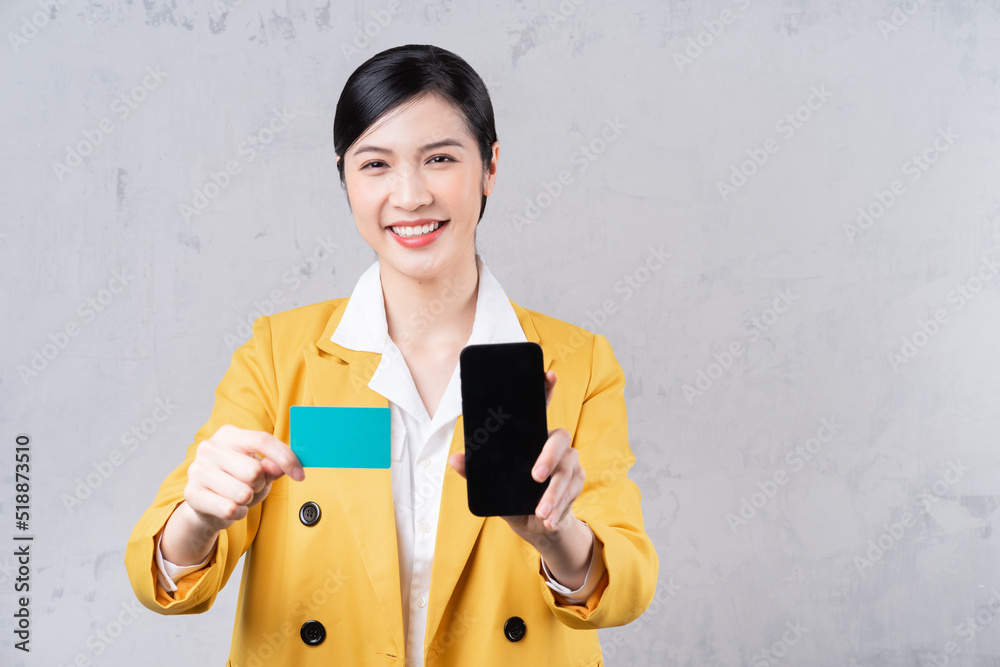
left=289, top=406, right=390, bottom=469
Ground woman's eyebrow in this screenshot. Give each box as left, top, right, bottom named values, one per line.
left=351, top=138, right=465, bottom=157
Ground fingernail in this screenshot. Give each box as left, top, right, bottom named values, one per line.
left=534, top=465, right=549, bottom=481
left=295, top=468, right=305, bottom=481
left=538, top=502, right=551, bottom=518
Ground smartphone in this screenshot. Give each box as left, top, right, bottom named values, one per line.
left=459, top=341, right=549, bottom=517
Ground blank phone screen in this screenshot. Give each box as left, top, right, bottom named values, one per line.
left=459, top=342, right=550, bottom=517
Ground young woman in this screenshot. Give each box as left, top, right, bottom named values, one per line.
left=126, top=44, right=658, bottom=666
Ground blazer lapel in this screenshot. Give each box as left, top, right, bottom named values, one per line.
left=305, top=302, right=404, bottom=653
left=304, top=298, right=556, bottom=653
left=423, top=300, right=554, bottom=644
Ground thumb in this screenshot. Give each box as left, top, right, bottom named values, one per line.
left=448, top=452, right=467, bottom=479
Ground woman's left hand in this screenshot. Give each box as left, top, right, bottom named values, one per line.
left=448, top=370, right=585, bottom=545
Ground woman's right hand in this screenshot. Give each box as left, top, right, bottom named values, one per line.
left=160, top=425, right=305, bottom=566
left=183, top=424, right=305, bottom=534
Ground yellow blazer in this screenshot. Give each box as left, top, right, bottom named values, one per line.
left=125, top=297, right=658, bottom=666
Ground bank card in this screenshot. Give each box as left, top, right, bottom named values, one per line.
left=289, top=406, right=390, bottom=469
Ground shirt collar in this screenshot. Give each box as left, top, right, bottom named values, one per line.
left=331, top=256, right=527, bottom=427
left=331, top=256, right=527, bottom=353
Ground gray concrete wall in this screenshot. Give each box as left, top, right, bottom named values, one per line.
left=2, top=0, right=999, bottom=665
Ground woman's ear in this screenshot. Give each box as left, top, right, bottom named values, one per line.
left=483, top=141, right=499, bottom=196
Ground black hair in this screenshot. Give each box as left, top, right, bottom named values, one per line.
left=333, top=44, right=498, bottom=223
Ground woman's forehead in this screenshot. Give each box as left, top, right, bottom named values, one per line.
left=353, top=94, right=472, bottom=153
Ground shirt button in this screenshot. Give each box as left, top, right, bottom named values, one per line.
left=417, top=596, right=427, bottom=608
left=418, top=457, right=430, bottom=468
left=420, top=521, right=431, bottom=533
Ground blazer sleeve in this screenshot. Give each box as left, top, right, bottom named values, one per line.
left=124, top=315, right=279, bottom=615
left=538, top=332, right=659, bottom=629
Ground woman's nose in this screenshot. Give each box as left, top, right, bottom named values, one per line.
left=388, top=164, right=432, bottom=209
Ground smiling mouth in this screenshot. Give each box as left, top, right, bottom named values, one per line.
left=389, top=220, right=448, bottom=237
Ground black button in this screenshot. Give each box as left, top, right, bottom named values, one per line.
left=504, top=616, right=526, bottom=642
left=299, top=501, right=321, bottom=526
left=300, top=620, right=326, bottom=646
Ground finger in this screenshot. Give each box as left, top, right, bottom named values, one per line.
left=199, top=439, right=285, bottom=493
left=546, top=464, right=585, bottom=529
left=535, top=465, right=570, bottom=524
left=544, top=371, right=557, bottom=409
left=534, top=447, right=582, bottom=526
left=448, top=452, right=467, bottom=479
left=187, top=485, right=249, bottom=523
left=200, top=466, right=259, bottom=508
left=531, top=428, right=570, bottom=483
left=257, top=456, right=288, bottom=484
left=226, top=427, right=305, bottom=481
left=213, top=448, right=270, bottom=492
left=249, top=479, right=274, bottom=507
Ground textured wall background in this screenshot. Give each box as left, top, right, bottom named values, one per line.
left=2, top=0, right=999, bottom=665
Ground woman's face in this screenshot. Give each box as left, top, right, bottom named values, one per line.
left=340, top=93, right=498, bottom=280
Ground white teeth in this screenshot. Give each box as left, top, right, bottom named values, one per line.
left=392, top=221, right=442, bottom=237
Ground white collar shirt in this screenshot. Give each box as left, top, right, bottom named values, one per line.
left=332, top=256, right=599, bottom=665
left=332, top=256, right=525, bottom=666
left=153, top=255, right=599, bottom=666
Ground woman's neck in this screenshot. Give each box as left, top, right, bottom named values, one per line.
left=381, top=254, right=481, bottom=350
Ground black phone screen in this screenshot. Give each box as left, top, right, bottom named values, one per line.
left=459, top=342, right=550, bottom=517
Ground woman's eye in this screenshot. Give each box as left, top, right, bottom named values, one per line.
left=361, top=161, right=387, bottom=170
left=428, top=155, right=455, bottom=164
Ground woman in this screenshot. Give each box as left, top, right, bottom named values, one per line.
left=125, top=44, right=658, bottom=666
